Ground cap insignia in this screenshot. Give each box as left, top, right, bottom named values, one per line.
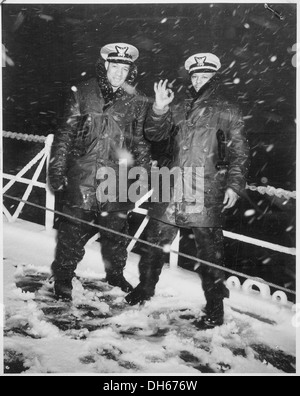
left=195, top=56, right=207, bottom=67
left=116, top=46, right=129, bottom=57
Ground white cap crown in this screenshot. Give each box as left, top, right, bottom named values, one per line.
left=101, top=43, right=139, bottom=65
left=185, top=53, right=221, bottom=74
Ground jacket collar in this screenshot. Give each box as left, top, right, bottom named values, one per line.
left=184, top=77, right=219, bottom=115
left=188, top=75, right=218, bottom=102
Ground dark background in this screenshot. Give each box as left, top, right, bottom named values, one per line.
left=2, top=3, right=297, bottom=296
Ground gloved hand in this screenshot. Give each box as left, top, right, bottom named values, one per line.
left=49, top=175, right=68, bottom=192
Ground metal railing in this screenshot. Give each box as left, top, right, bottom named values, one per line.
left=2, top=131, right=296, bottom=256
left=3, top=133, right=54, bottom=230
left=2, top=131, right=296, bottom=303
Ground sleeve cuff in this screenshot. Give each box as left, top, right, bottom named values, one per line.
left=152, top=103, right=170, bottom=116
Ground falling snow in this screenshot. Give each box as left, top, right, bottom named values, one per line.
left=244, top=209, right=256, bottom=217
left=2, top=2, right=297, bottom=375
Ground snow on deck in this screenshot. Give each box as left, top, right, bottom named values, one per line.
left=2, top=219, right=297, bottom=374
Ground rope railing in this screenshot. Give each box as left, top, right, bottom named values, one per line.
left=3, top=193, right=296, bottom=297
left=2, top=131, right=47, bottom=143
left=3, top=130, right=296, bottom=201
left=3, top=130, right=296, bottom=300
left=2, top=130, right=296, bottom=253
left=246, top=184, right=296, bottom=200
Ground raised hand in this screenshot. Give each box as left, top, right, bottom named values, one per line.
left=154, top=79, right=175, bottom=111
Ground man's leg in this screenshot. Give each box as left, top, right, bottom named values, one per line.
left=98, top=211, right=133, bottom=293
left=126, top=219, right=178, bottom=305
left=193, top=227, right=229, bottom=328
left=52, top=206, right=98, bottom=300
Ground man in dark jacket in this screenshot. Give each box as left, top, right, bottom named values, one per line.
left=126, top=53, right=249, bottom=329
left=48, top=43, right=151, bottom=300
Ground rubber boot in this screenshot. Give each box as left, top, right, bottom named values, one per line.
left=54, top=278, right=73, bottom=301
left=125, top=283, right=155, bottom=306
left=105, top=273, right=133, bottom=293
left=194, top=298, right=225, bottom=330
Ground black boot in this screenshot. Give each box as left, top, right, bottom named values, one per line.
left=194, top=299, right=225, bottom=330
left=125, top=283, right=155, bottom=306
left=105, top=273, right=133, bottom=293
left=126, top=251, right=165, bottom=306
left=194, top=315, right=224, bottom=330
left=54, top=279, right=73, bottom=301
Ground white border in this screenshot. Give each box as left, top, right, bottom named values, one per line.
left=1, top=0, right=298, bottom=377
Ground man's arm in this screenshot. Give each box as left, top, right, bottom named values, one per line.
left=226, top=106, right=250, bottom=196
left=144, top=107, right=174, bottom=143
left=132, top=94, right=152, bottom=167
left=144, top=80, right=175, bottom=142
left=48, top=90, right=80, bottom=191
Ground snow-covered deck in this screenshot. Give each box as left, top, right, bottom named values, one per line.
left=2, top=219, right=297, bottom=374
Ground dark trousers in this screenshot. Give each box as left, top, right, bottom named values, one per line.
left=52, top=205, right=130, bottom=281
left=52, top=206, right=229, bottom=305
left=137, top=219, right=229, bottom=303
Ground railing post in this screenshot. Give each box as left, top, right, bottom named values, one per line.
left=45, top=134, right=55, bottom=231
left=169, top=230, right=180, bottom=269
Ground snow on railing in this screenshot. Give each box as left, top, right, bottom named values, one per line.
left=3, top=193, right=297, bottom=304
left=246, top=184, right=296, bottom=200
left=2, top=131, right=296, bottom=305
left=3, top=131, right=47, bottom=143
left=2, top=131, right=296, bottom=287
left=226, top=276, right=292, bottom=307
left=2, top=131, right=296, bottom=250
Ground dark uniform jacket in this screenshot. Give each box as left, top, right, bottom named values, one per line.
left=48, top=62, right=151, bottom=213
left=144, top=83, right=250, bottom=227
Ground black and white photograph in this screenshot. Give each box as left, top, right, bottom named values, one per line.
left=1, top=0, right=299, bottom=377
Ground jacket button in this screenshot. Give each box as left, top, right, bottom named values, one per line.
left=203, top=148, right=208, bottom=153
left=182, top=146, right=189, bottom=151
